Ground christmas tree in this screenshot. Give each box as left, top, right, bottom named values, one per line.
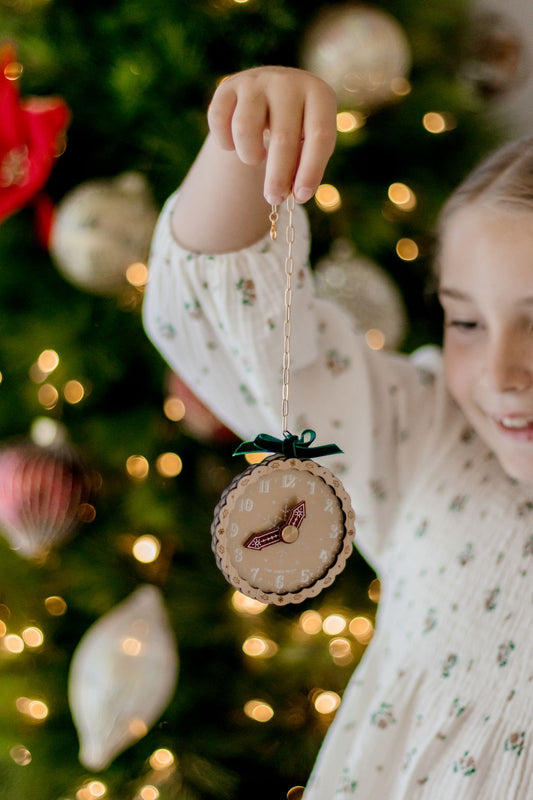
left=0, top=1, right=510, bottom=798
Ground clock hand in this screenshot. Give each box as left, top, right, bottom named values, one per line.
left=244, top=501, right=306, bottom=551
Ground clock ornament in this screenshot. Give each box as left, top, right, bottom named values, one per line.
left=211, top=197, right=356, bottom=605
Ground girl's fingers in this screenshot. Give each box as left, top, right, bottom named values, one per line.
left=263, top=94, right=307, bottom=205
left=207, top=84, right=238, bottom=151
left=294, top=85, right=338, bottom=203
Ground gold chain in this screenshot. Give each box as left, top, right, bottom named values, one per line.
left=270, top=195, right=295, bottom=434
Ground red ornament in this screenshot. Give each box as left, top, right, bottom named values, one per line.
left=166, top=372, right=237, bottom=445
left=0, top=42, right=70, bottom=227
left=0, top=440, right=89, bottom=559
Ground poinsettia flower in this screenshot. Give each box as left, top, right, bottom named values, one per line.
left=0, top=41, right=70, bottom=223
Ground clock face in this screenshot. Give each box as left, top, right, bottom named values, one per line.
left=211, top=456, right=355, bottom=605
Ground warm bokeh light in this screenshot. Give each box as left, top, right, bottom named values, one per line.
left=87, top=782, right=107, bottom=798
left=299, top=609, right=322, bottom=635
left=329, top=637, right=352, bottom=660
left=149, top=748, right=175, bottom=771
left=368, top=578, right=381, bottom=603
left=4, top=634, right=24, bottom=653
left=336, top=110, right=366, bottom=133
left=132, top=534, right=161, bottom=564
left=163, top=396, right=186, bottom=421
left=16, top=697, right=49, bottom=720
left=37, top=349, right=59, bottom=373
left=10, top=744, right=31, bottom=765
left=38, top=383, right=59, bottom=409
left=139, top=787, right=159, bottom=800
left=45, top=595, right=67, bottom=616
left=121, top=637, right=143, bottom=656
left=365, top=328, right=386, bottom=351
left=126, top=262, right=149, bottom=287
left=22, top=627, right=44, bottom=648
left=4, top=61, right=23, bottom=80
left=423, top=111, right=457, bottom=134
left=396, top=238, right=419, bottom=261
left=128, top=718, right=148, bottom=738
left=314, top=690, right=341, bottom=715
left=0, top=620, right=6, bottom=637
left=242, top=636, right=278, bottom=658
left=231, top=591, right=267, bottom=615
left=315, top=184, right=341, bottom=212
left=156, top=452, right=183, bottom=477
left=349, top=615, right=375, bottom=643
left=64, top=379, right=85, bottom=404
left=126, top=455, right=149, bottom=480
left=244, top=699, right=274, bottom=722
left=388, top=182, right=416, bottom=210
left=322, top=614, right=347, bottom=635
left=78, top=503, right=97, bottom=523
left=391, top=76, right=411, bottom=96
left=244, top=451, right=269, bottom=464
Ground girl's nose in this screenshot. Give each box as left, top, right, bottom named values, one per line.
left=482, top=335, right=533, bottom=393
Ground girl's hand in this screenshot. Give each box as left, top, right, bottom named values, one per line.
left=207, top=66, right=338, bottom=206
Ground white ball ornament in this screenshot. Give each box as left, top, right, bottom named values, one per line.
left=301, top=3, right=411, bottom=110
left=314, top=239, right=407, bottom=349
left=68, top=585, right=178, bottom=771
left=50, top=172, right=159, bottom=295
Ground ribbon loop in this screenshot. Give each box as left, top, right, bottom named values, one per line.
left=233, top=429, right=343, bottom=460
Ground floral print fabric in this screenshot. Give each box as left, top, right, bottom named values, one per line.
left=143, top=195, right=533, bottom=799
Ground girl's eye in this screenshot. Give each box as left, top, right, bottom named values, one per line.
left=447, top=320, right=479, bottom=331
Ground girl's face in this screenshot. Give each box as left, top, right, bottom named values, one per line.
left=439, top=203, right=533, bottom=485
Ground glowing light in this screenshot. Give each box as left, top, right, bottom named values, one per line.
left=64, top=380, right=85, bottom=404
left=315, top=184, right=341, bottom=212
left=244, top=699, right=274, bottom=722
left=299, top=609, right=322, bottom=635
left=244, top=451, right=268, bottom=464
left=231, top=591, right=267, bottom=615
left=163, top=396, right=186, bottom=421
left=129, top=718, right=148, bottom=738
left=122, top=637, right=143, bottom=656
left=149, top=748, right=175, bottom=771
left=4, top=61, right=23, bottom=81
left=396, top=238, right=419, bottom=261
left=329, top=637, right=352, bottom=661
left=0, top=621, right=5, bottom=636
left=30, top=416, right=64, bottom=447
left=78, top=503, right=96, bottom=523
left=287, top=788, right=306, bottom=800
left=423, top=111, right=457, bottom=134
left=0, top=371, right=3, bottom=384
left=322, top=614, right=346, bottom=635
left=45, top=596, right=67, bottom=616
left=336, top=111, right=366, bottom=133
left=4, top=634, right=24, bottom=653
left=365, top=329, right=386, bottom=351
left=38, top=383, right=59, bottom=409
left=38, top=349, right=59, bottom=373
left=126, top=455, right=149, bottom=480
left=242, top=636, right=278, bottom=658
left=391, top=77, right=411, bottom=97
left=139, top=787, right=159, bottom=800
left=349, top=616, right=374, bottom=643
left=368, top=578, right=381, bottom=603
left=132, top=534, right=161, bottom=563
left=22, top=627, right=44, bottom=648
left=126, top=262, right=149, bottom=287
left=314, top=690, right=341, bottom=715
left=388, top=182, right=416, bottom=211
left=156, top=452, right=183, bottom=477
left=16, top=697, right=48, bottom=720
left=87, top=781, right=107, bottom=797
left=10, top=745, right=31, bottom=765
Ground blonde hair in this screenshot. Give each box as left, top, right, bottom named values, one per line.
left=439, top=135, right=533, bottom=228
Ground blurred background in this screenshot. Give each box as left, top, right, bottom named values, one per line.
left=0, top=0, right=530, bottom=798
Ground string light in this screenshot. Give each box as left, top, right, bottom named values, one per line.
left=37, top=349, right=59, bottom=373
left=4, top=634, right=24, bottom=653
left=155, top=452, right=183, bottom=477
left=299, top=609, right=322, bottom=635
left=163, top=396, right=186, bottom=421
left=139, top=787, right=159, bottom=800
left=322, top=614, right=346, bottom=635
left=121, top=637, right=143, bottom=656
left=231, top=591, right=267, bottom=615
left=22, top=627, right=44, bottom=648
left=0, top=621, right=6, bottom=637
left=349, top=616, right=374, bottom=644
left=128, top=718, right=148, bottom=739
left=16, top=697, right=49, bottom=720
left=423, top=111, right=457, bottom=134
left=132, top=534, right=161, bottom=564
left=78, top=503, right=97, bottom=523
left=126, top=262, right=149, bottom=287
left=329, top=637, right=352, bottom=661
left=44, top=595, right=67, bottom=616
left=388, top=182, right=417, bottom=211
left=336, top=111, right=366, bottom=133
left=368, top=578, right=381, bottom=602
left=242, top=636, right=278, bottom=658
left=9, top=745, right=31, bottom=765
left=315, top=184, right=341, bottom=212
left=391, top=77, right=411, bottom=96
left=64, top=380, right=85, bottom=404
left=149, top=748, right=175, bottom=771
left=396, top=238, right=419, bottom=261
left=38, top=383, right=59, bottom=409
left=365, top=329, right=386, bottom=351
left=244, top=699, right=274, bottom=722
left=313, top=690, right=341, bottom=715
left=126, top=455, right=149, bottom=480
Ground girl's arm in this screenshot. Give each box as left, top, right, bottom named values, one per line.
left=171, top=66, right=338, bottom=254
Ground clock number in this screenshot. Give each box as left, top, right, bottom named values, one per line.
left=230, top=523, right=239, bottom=538
left=301, top=569, right=312, bottom=583
left=239, top=498, right=254, bottom=512
left=259, top=480, right=271, bottom=493
left=306, top=480, right=316, bottom=495
left=282, top=474, right=296, bottom=489
left=329, top=523, right=341, bottom=538
left=234, top=548, right=243, bottom=563
left=324, top=498, right=335, bottom=514
left=319, top=549, right=329, bottom=564
left=275, top=574, right=285, bottom=591
left=250, top=567, right=260, bottom=582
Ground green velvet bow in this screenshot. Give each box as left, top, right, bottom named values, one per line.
left=233, top=429, right=343, bottom=460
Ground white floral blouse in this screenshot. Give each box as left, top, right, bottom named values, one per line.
left=143, top=195, right=533, bottom=799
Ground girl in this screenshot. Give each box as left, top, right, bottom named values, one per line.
left=143, top=66, right=533, bottom=798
